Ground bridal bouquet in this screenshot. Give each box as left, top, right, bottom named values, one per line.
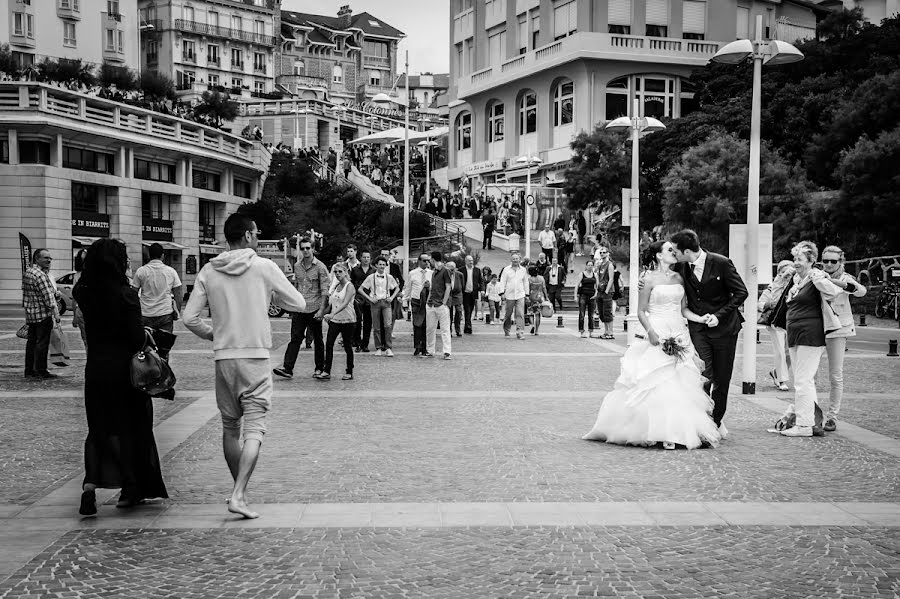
left=660, top=336, right=690, bottom=362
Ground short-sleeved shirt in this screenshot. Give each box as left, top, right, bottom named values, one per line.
left=132, top=260, right=182, bottom=317
left=427, top=267, right=453, bottom=307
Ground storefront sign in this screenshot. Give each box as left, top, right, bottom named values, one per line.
left=464, top=159, right=506, bottom=176
left=185, top=255, right=198, bottom=275
left=72, top=211, right=110, bottom=238
left=142, top=218, right=174, bottom=241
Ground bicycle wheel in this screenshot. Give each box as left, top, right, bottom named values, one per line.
left=875, top=295, right=887, bottom=319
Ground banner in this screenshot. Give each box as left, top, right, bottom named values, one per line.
left=19, top=233, right=32, bottom=276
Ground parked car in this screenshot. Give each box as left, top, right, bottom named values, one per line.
left=55, top=271, right=76, bottom=315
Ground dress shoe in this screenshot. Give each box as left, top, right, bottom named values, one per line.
left=79, top=490, right=97, bottom=516
left=37, top=371, right=58, bottom=379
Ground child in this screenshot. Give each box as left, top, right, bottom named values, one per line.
left=527, top=266, right=547, bottom=335
left=485, top=273, right=502, bottom=325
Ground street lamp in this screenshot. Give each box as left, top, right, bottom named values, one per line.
left=289, top=105, right=305, bottom=151
left=331, top=103, right=347, bottom=157
left=514, top=155, right=542, bottom=259
left=418, top=140, right=438, bottom=213
left=712, top=15, right=804, bottom=394
left=605, top=99, right=666, bottom=346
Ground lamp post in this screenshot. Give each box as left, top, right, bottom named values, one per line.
left=418, top=140, right=438, bottom=212
left=331, top=103, right=347, bottom=155
left=290, top=104, right=305, bottom=151
left=515, top=155, right=542, bottom=259
left=605, top=99, right=666, bottom=346
left=712, top=15, right=804, bottom=394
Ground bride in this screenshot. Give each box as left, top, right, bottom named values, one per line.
left=583, top=241, right=722, bottom=450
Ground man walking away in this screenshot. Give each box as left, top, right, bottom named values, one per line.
left=132, top=243, right=182, bottom=359
left=183, top=213, right=306, bottom=519
left=462, top=254, right=482, bottom=334
left=482, top=209, right=496, bottom=250
left=274, top=237, right=329, bottom=379
left=424, top=251, right=453, bottom=359
left=499, top=252, right=529, bottom=340
left=404, top=253, right=432, bottom=356
left=359, top=255, right=400, bottom=357
left=23, top=248, right=60, bottom=378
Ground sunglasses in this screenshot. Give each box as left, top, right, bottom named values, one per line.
left=300, top=246, right=312, bottom=251
left=821, top=259, right=840, bottom=264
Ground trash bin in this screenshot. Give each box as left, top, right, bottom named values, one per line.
left=508, top=233, right=520, bottom=253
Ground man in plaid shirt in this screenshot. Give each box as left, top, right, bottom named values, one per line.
left=22, top=248, right=60, bottom=378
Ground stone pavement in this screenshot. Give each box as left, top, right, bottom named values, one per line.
left=1, top=315, right=899, bottom=598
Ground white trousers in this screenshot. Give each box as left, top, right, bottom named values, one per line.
left=425, top=305, right=451, bottom=355
left=768, top=326, right=790, bottom=383
left=789, top=345, right=824, bottom=427
left=824, top=336, right=847, bottom=419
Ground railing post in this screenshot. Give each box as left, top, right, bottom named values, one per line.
left=78, top=97, right=86, bottom=119
left=113, top=105, right=120, bottom=127
left=18, top=85, right=30, bottom=108
left=145, top=114, right=153, bottom=133
left=174, top=121, right=182, bottom=140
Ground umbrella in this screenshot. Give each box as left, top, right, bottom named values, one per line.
left=349, top=126, right=417, bottom=145
left=401, top=127, right=449, bottom=143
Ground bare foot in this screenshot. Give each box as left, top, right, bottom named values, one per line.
left=227, top=498, right=259, bottom=519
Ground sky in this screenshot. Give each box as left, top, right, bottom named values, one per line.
left=282, top=0, right=450, bottom=75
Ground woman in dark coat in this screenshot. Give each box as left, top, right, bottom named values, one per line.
left=73, top=238, right=168, bottom=516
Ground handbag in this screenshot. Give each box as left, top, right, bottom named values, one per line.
left=540, top=301, right=554, bottom=318
left=16, top=323, right=28, bottom=339
left=49, top=321, right=70, bottom=363
left=130, top=329, right=176, bottom=396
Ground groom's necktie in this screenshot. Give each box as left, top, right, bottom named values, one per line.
left=690, top=263, right=699, bottom=282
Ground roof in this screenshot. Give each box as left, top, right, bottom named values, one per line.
left=280, top=10, right=405, bottom=40
left=399, top=73, right=450, bottom=90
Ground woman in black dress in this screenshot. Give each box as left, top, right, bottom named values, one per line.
left=73, top=238, right=168, bottom=515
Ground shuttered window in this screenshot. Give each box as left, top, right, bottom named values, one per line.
left=608, top=0, right=632, bottom=26
left=645, top=0, right=668, bottom=26
left=736, top=6, right=750, bottom=39
left=682, top=1, right=706, bottom=34
left=553, top=1, right=577, bottom=39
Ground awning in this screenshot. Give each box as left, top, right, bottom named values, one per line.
left=141, top=240, right=188, bottom=251
left=72, top=236, right=100, bottom=245
left=349, top=126, right=417, bottom=145
left=199, top=243, right=224, bottom=254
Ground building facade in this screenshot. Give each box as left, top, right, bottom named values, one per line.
left=1, top=0, right=139, bottom=69
left=817, top=0, right=900, bottom=22
left=0, top=81, right=271, bottom=307
left=447, top=0, right=829, bottom=189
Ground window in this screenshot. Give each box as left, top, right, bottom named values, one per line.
left=208, top=11, right=218, bottom=28
left=106, top=29, right=116, bottom=50
left=199, top=200, right=217, bottom=241
left=253, top=52, right=265, bottom=72
left=608, top=0, right=632, bottom=29
left=183, top=40, right=196, bottom=62
left=369, top=69, right=382, bottom=86
left=455, top=43, right=464, bottom=75
left=736, top=7, right=750, bottom=39
left=60, top=0, right=80, bottom=9
left=488, top=103, right=504, bottom=142
left=142, top=192, right=171, bottom=220
left=147, top=40, right=159, bottom=63
left=107, top=0, right=119, bottom=15
left=63, top=22, right=77, bottom=46
left=254, top=20, right=264, bottom=35
left=182, top=71, right=196, bottom=87
left=531, top=14, right=540, bottom=48
left=609, top=24, right=631, bottom=34
left=207, top=44, right=219, bottom=66
left=231, top=77, right=243, bottom=89
left=63, top=147, right=115, bottom=174
left=553, top=80, right=574, bottom=126
left=682, top=0, right=706, bottom=39
left=292, top=60, right=304, bottom=75
left=646, top=0, right=668, bottom=27
left=231, top=16, right=242, bottom=31
left=209, top=74, right=219, bottom=86
left=19, top=140, right=50, bottom=165
left=117, top=31, right=124, bottom=52
left=518, top=18, right=528, bottom=53
left=456, top=112, right=472, bottom=150
left=604, top=74, right=692, bottom=120
left=553, top=1, right=577, bottom=40
left=1, top=140, right=8, bottom=164
left=364, top=40, right=389, bottom=58
left=194, top=171, right=221, bottom=192
left=14, top=13, right=34, bottom=38
left=231, top=49, right=243, bottom=69
left=134, top=159, right=175, bottom=183
left=72, top=183, right=109, bottom=213
left=488, top=30, right=506, bottom=65
left=254, top=81, right=265, bottom=94
left=332, top=65, right=343, bottom=83
left=518, top=91, right=537, bottom=135
left=234, top=179, right=252, bottom=199
left=183, top=5, right=194, bottom=21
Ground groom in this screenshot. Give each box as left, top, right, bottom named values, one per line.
left=670, top=230, right=749, bottom=434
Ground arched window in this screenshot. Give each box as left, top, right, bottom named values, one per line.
left=553, top=80, right=574, bottom=126
left=332, top=64, right=343, bottom=84
left=518, top=91, right=537, bottom=135
left=293, top=60, right=305, bottom=75
left=456, top=111, right=472, bottom=150
left=488, top=102, right=504, bottom=143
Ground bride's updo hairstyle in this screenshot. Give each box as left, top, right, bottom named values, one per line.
left=641, top=240, right=667, bottom=271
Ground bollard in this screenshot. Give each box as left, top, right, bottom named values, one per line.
left=889, top=339, right=899, bottom=357
left=593, top=316, right=600, bottom=328
left=623, top=319, right=628, bottom=332
left=557, top=315, right=564, bottom=328
left=858, top=312, right=867, bottom=327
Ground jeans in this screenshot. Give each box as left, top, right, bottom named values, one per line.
left=577, top=296, right=595, bottom=332
left=142, top=312, right=176, bottom=360
left=502, top=298, right=525, bottom=335
left=490, top=300, right=502, bottom=319
left=483, top=227, right=493, bottom=249
left=462, top=292, right=477, bottom=331
left=324, top=322, right=355, bottom=374
left=824, top=337, right=847, bottom=419
left=425, top=305, right=451, bottom=355
left=789, top=344, right=825, bottom=427
left=370, top=299, right=394, bottom=350
left=354, top=300, right=372, bottom=349
left=768, top=326, right=790, bottom=384
left=25, top=317, right=53, bottom=375
left=283, top=312, right=324, bottom=372
left=450, top=304, right=463, bottom=334
left=547, top=286, right=564, bottom=311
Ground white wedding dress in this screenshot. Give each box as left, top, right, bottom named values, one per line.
left=583, top=284, right=721, bottom=449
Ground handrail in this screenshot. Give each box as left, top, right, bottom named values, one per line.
left=174, top=19, right=277, bottom=46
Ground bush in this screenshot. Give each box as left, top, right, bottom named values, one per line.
left=140, top=70, right=175, bottom=102
left=99, top=62, right=137, bottom=91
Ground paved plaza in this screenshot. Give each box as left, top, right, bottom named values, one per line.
left=1, top=314, right=899, bottom=598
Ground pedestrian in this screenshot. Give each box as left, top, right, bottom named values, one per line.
left=555, top=228, right=568, bottom=271
left=359, top=255, right=400, bottom=357
left=380, top=249, right=405, bottom=323
left=497, top=201, right=510, bottom=235
left=350, top=250, right=374, bottom=352
left=499, top=252, right=529, bottom=340
left=594, top=246, right=616, bottom=339
left=482, top=208, right=496, bottom=250
left=757, top=260, right=795, bottom=391
left=461, top=254, right=482, bottom=334
left=528, top=266, right=547, bottom=335
left=538, top=224, right=556, bottom=262
left=404, top=253, right=432, bottom=356
left=132, top=243, right=182, bottom=360
left=183, top=213, right=307, bottom=518
left=274, top=237, right=330, bottom=379
left=424, top=251, right=453, bottom=359
left=446, top=261, right=464, bottom=336
left=566, top=225, right=578, bottom=272
left=485, top=274, right=502, bottom=324
left=544, top=256, right=566, bottom=312
left=22, top=248, right=60, bottom=379
left=320, top=262, right=357, bottom=380
left=73, top=238, right=168, bottom=516
left=576, top=212, right=587, bottom=255
left=72, top=249, right=88, bottom=351
left=576, top=260, right=599, bottom=338
left=820, top=245, right=867, bottom=432
left=781, top=241, right=842, bottom=438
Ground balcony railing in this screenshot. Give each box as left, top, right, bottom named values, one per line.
left=276, top=74, right=329, bottom=89
left=174, top=19, right=277, bottom=47
left=362, top=55, right=390, bottom=67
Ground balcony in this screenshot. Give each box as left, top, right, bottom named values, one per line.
left=276, top=74, right=329, bottom=90
left=174, top=19, right=277, bottom=47
left=362, top=55, right=390, bottom=68
left=457, top=31, right=722, bottom=99
left=253, top=63, right=266, bottom=74
left=359, top=83, right=393, bottom=97
left=208, top=57, right=220, bottom=67
left=105, top=12, right=123, bottom=23
left=57, top=0, right=81, bottom=20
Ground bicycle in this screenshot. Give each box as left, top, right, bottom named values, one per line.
left=874, top=281, right=900, bottom=320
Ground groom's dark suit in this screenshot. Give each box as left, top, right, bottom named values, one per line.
left=674, top=252, right=748, bottom=426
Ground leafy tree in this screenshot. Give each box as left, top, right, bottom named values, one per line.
left=36, top=57, right=59, bottom=82
left=818, top=7, right=867, bottom=41
left=562, top=125, right=630, bottom=212
left=0, top=44, right=14, bottom=76
left=193, top=90, right=238, bottom=127
left=98, top=62, right=137, bottom=91
left=139, top=70, right=175, bottom=102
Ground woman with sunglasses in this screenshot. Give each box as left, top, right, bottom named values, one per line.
left=820, top=245, right=867, bottom=432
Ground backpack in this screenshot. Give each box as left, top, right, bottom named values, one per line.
left=612, top=270, right=622, bottom=301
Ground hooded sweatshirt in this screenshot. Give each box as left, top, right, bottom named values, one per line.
left=183, top=248, right=306, bottom=360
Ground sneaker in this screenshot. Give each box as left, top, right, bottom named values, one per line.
left=273, top=367, right=293, bottom=379
left=776, top=382, right=789, bottom=392
left=443, top=353, right=451, bottom=360
left=530, top=326, right=535, bottom=334
left=516, top=332, right=524, bottom=340
left=780, top=425, right=812, bottom=437
left=342, top=373, right=354, bottom=380
left=79, top=489, right=97, bottom=516
left=504, top=331, right=511, bottom=337
left=317, top=372, right=331, bottom=380
left=824, top=418, right=837, bottom=432
left=413, top=350, right=421, bottom=357
left=361, top=347, right=370, bottom=353
left=580, top=331, right=587, bottom=338
left=812, top=425, right=826, bottom=437
left=422, top=351, right=434, bottom=358
left=374, top=349, right=383, bottom=357
left=312, top=370, right=322, bottom=378
left=385, top=349, right=394, bottom=357
left=662, top=442, right=676, bottom=450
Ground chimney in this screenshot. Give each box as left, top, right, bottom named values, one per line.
left=337, top=5, right=352, bottom=28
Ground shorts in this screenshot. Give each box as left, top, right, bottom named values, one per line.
left=214, top=358, right=273, bottom=443
left=596, top=293, right=614, bottom=323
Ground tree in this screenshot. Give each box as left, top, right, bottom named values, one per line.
left=0, top=44, right=14, bottom=76
left=98, top=62, right=137, bottom=91
left=818, top=7, right=867, bottom=41
left=562, top=125, right=630, bottom=212
left=193, top=90, right=239, bottom=127
left=139, top=70, right=175, bottom=102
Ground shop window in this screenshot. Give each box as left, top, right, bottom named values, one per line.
left=72, top=183, right=109, bottom=213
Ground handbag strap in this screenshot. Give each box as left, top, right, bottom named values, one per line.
left=143, top=328, right=158, bottom=350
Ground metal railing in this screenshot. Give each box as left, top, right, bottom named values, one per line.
left=174, top=19, right=277, bottom=46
